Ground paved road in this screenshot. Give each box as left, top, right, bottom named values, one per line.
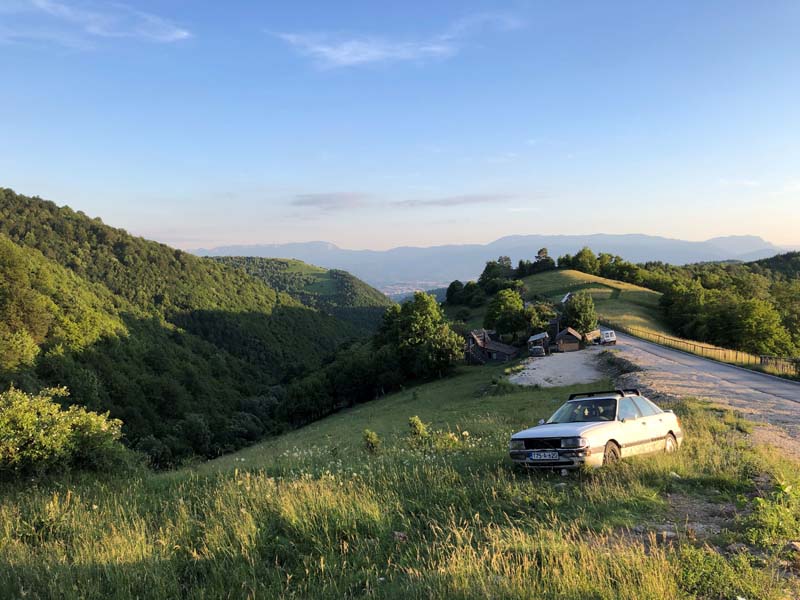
left=611, top=332, right=800, bottom=439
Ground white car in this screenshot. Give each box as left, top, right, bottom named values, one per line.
left=600, top=330, right=617, bottom=345
left=508, top=389, right=683, bottom=468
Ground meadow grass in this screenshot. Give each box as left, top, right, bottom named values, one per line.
left=1, top=364, right=798, bottom=599
left=446, top=269, right=668, bottom=334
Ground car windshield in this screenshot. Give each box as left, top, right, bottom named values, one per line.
left=547, top=398, right=617, bottom=423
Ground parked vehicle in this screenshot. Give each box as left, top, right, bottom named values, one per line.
left=530, top=346, right=546, bottom=357
left=508, top=389, right=683, bottom=469
left=600, top=330, right=617, bottom=345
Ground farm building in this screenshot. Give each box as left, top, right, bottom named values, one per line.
left=467, top=329, right=519, bottom=364
left=554, top=327, right=582, bottom=352
left=585, top=329, right=601, bottom=344
left=527, top=332, right=550, bottom=352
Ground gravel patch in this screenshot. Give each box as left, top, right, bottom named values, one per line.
left=509, top=346, right=606, bottom=387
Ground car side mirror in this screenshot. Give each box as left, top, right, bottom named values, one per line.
left=538, top=419, right=545, bottom=425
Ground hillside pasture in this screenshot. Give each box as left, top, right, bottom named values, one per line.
left=1, top=362, right=798, bottom=599
left=446, top=269, right=668, bottom=334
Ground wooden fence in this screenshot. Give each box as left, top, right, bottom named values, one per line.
left=601, top=322, right=800, bottom=378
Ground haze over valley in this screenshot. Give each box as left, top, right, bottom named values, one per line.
left=194, top=233, right=789, bottom=292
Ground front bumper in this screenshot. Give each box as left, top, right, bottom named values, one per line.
left=509, top=447, right=605, bottom=469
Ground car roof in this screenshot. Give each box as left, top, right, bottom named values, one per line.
left=566, top=389, right=642, bottom=402
left=566, top=395, right=618, bottom=403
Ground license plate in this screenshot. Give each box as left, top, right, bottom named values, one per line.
left=528, top=451, right=559, bottom=461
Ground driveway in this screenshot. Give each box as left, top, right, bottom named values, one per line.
left=509, top=346, right=606, bottom=387
left=611, top=332, right=800, bottom=453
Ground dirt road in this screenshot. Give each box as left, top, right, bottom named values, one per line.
left=611, top=332, right=800, bottom=447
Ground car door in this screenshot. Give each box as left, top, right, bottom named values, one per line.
left=617, top=397, right=646, bottom=457
left=633, top=397, right=670, bottom=453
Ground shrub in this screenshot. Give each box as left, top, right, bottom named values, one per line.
left=0, top=386, right=130, bottom=477
left=362, top=429, right=381, bottom=454
left=408, top=415, right=430, bottom=440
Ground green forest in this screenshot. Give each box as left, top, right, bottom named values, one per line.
left=443, top=246, right=800, bottom=358
left=557, top=247, right=800, bottom=356
left=213, top=256, right=392, bottom=334
left=0, top=189, right=391, bottom=466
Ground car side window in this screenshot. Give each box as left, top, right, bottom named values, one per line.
left=632, top=397, right=659, bottom=417
left=618, top=398, right=642, bottom=421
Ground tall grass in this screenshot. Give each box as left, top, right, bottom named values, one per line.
left=1, top=371, right=798, bottom=598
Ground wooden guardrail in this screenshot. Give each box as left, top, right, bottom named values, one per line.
left=601, top=321, right=800, bottom=378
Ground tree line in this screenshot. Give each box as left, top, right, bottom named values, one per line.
left=557, top=246, right=799, bottom=356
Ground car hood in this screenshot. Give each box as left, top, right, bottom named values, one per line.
left=511, top=422, right=612, bottom=439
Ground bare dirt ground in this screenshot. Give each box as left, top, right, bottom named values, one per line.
left=508, top=346, right=606, bottom=387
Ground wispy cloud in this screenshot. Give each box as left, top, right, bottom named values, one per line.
left=276, top=33, right=454, bottom=67
left=276, top=12, right=524, bottom=68
left=0, top=0, right=190, bottom=46
left=291, top=193, right=369, bottom=211
left=394, top=193, right=516, bottom=208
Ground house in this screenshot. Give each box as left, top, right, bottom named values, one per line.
left=467, top=329, right=519, bottom=364
left=585, top=329, right=601, bottom=344
left=527, top=332, right=550, bottom=352
left=554, top=327, right=582, bottom=352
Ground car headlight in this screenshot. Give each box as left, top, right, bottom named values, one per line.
left=561, top=437, right=588, bottom=449
left=509, top=439, right=526, bottom=451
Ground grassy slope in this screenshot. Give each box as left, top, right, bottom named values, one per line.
left=446, top=269, right=667, bottom=333
left=2, top=361, right=798, bottom=599
left=213, top=256, right=393, bottom=333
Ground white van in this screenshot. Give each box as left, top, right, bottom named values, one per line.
left=601, top=330, right=617, bottom=345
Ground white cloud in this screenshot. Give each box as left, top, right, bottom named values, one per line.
left=2, top=0, right=190, bottom=46
left=276, top=33, right=454, bottom=67
left=276, top=12, right=524, bottom=68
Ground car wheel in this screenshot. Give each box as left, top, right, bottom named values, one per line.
left=603, top=441, right=621, bottom=465
left=664, top=433, right=677, bottom=454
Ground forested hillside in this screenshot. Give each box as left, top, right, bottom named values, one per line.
left=213, top=256, right=392, bottom=333
left=0, top=188, right=366, bottom=464
left=749, top=251, right=800, bottom=279
left=557, top=247, right=800, bottom=355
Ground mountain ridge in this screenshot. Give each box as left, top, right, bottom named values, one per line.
left=193, top=234, right=787, bottom=291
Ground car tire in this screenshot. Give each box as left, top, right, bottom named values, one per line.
left=603, top=441, right=621, bottom=465
left=664, top=433, right=677, bottom=454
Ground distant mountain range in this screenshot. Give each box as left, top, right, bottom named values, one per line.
left=192, top=234, right=788, bottom=293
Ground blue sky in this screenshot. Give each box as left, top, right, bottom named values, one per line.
left=1, top=0, right=799, bottom=249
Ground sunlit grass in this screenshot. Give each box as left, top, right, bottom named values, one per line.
left=1, top=365, right=798, bottom=599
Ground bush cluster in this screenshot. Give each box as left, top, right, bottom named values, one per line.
left=0, top=387, right=132, bottom=477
